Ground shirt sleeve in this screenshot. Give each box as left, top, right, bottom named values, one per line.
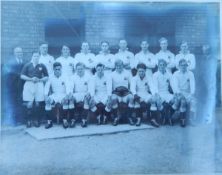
left=44, top=78, right=51, bottom=96
left=131, top=54, right=139, bottom=69
left=189, top=71, right=195, bottom=94
left=21, top=63, right=28, bottom=76
left=152, top=73, right=159, bottom=93
left=66, top=76, right=74, bottom=94
left=88, top=76, right=95, bottom=96
left=149, top=76, right=157, bottom=95
left=130, top=77, right=137, bottom=95
left=42, top=64, right=49, bottom=77
left=188, top=54, right=196, bottom=70
left=167, top=52, right=175, bottom=69
left=171, top=72, right=179, bottom=93
left=109, top=54, right=115, bottom=69
left=106, top=75, right=112, bottom=96
left=175, top=54, right=180, bottom=70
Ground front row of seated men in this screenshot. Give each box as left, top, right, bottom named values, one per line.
left=21, top=51, right=196, bottom=129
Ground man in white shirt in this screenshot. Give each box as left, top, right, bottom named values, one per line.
left=39, top=42, right=55, bottom=76
left=90, top=63, right=112, bottom=125
left=153, top=59, right=178, bottom=126
left=134, top=40, right=157, bottom=78
left=171, top=59, right=196, bottom=127
left=44, top=62, right=69, bottom=129
left=175, top=41, right=196, bottom=71
left=95, top=41, right=115, bottom=75
left=67, top=62, right=91, bottom=127
left=56, top=45, right=76, bottom=77
left=75, top=42, right=96, bottom=75
left=110, top=59, right=134, bottom=126
left=155, top=37, right=175, bottom=73
left=131, top=63, right=159, bottom=127
left=115, top=39, right=135, bottom=75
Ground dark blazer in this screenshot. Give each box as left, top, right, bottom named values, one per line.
left=4, top=57, right=25, bottom=101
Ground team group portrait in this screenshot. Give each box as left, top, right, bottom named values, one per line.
left=1, top=1, right=222, bottom=175
left=2, top=2, right=220, bottom=132
left=6, top=39, right=198, bottom=129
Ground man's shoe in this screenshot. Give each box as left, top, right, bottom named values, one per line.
left=81, top=120, right=87, bottom=128
left=26, top=121, right=32, bottom=128
left=135, top=118, right=141, bottom=127
left=180, top=119, right=186, bottom=127
left=150, top=119, right=159, bottom=128
left=69, top=119, right=76, bottom=128
left=63, top=120, right=69, bottom=129
left=45, top=121, right=53, bottom=129
left=112, top=118, right=119, bottom=126
left=128, top=118, right=135, bottom=125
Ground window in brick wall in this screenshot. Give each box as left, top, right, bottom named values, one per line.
left=124, top=14, right=176, bottom=54
left=45, top=18, right=85, bottom=57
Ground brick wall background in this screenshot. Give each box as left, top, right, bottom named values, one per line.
left=1, top=2, right=220, bottom=62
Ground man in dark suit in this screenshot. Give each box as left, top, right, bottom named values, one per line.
left=3, top=47, right=25, bottom=125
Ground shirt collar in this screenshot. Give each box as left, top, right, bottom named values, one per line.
left=15, top=57, right=22, bottom=64
left=179, top=50, right=190, bottom=55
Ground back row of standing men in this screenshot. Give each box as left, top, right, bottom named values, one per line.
left=39, top=38, right=195, bottom=77
left=19, top=37, right=196, bottom=129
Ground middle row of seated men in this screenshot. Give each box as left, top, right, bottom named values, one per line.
left=21, top=48, right=195, bottom=129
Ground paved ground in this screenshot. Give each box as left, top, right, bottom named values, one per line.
left=0, top=108, right=222, bottom=175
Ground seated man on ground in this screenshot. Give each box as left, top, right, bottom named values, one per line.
left=89, top=63, right=112, bottom=125
left=153, top=59, right=179, bottom=126
left=131, top=63, right=159, bottom=127
left=171, top=59, right=196, bottom=127
left=44, top=62, right=69, bottom=129
left=67, top=62, right=92, bottom=128
left=110, top=59, right=134, bottom=126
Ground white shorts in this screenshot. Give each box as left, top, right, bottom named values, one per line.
left=159, top=92, right=174, bottom=103
left=49, top=93, right=67, bottom=104
left=94, top=92, right=109, bottom=105
left=134, top=92, right=152, bottom=108
left=137, top=92, right=152, bottom=103
left=73, top=92, right=87, bottom=103
left=23, top=81, right=44, bottom=102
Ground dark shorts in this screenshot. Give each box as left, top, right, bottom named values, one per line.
left=112, top=86, right=131, bottom=97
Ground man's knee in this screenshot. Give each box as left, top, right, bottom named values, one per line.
left=26, top=101, right=33, bottom=109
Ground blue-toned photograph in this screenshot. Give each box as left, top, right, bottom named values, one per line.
left=0, top=1, right=221, bottom=175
